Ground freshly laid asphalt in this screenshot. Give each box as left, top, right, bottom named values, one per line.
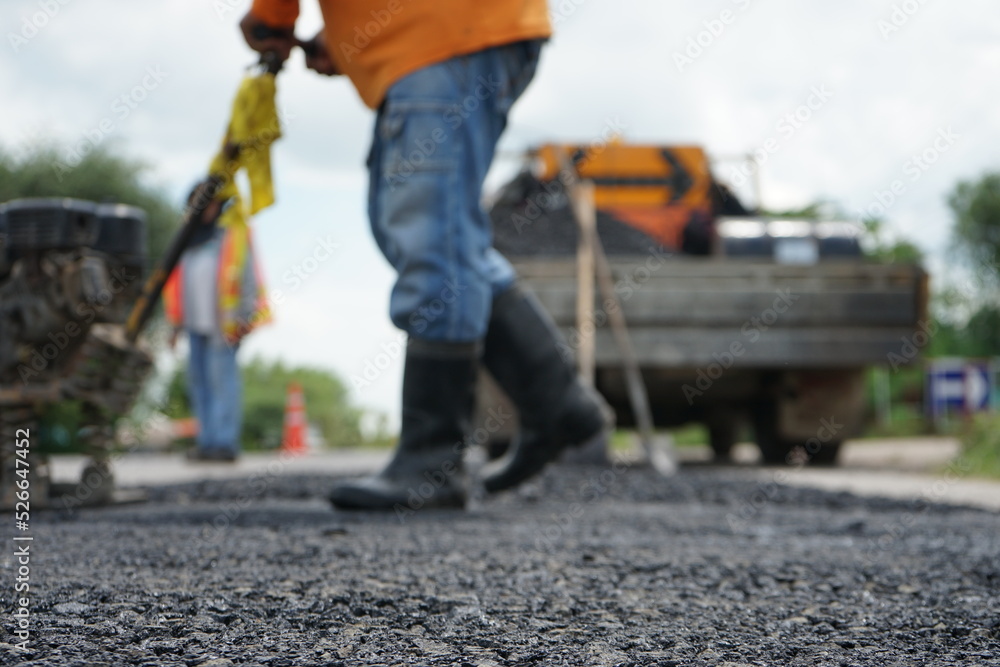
left=2, top=441, right=998, bottom=666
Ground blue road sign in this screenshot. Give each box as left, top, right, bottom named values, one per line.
left=927, top=359, right=994, bottom=418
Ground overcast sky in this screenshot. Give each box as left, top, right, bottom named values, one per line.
left=2, top=0, right=997, bottom=428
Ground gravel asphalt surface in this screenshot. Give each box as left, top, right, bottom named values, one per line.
left=2, top=457, right=999, bottom=666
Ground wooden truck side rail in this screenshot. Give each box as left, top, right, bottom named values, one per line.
left=514, top=258, right=928, bottom=369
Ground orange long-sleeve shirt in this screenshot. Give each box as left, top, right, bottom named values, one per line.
left=251, top=0, right=551, bottom=109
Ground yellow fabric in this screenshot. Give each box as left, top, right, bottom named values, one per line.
left=205, top=72, right=280, bottom=341
left=251, top=0, right=552, bottom=109
left=208, top=73, right=281, bottom=216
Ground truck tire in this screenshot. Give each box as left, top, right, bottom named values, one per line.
left=806, top=440, right=842, bottom=466
left=750, top=399, right=792, bottom=465
left=758, top=439, right=792, bottom=465
left=487, top=439, right=511, bottom=460
left=707, top=409, right=739, bottom=461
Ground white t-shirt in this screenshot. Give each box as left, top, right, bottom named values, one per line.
left=182, top=234, right=221, bottom=336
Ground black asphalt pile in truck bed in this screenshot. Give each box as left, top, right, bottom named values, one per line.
left=7, top=463, right=999, bottom=666
left=489, top=173, right=671, bottom=258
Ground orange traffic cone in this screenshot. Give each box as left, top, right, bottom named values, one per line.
left=281, top=382, right=307, bottom=455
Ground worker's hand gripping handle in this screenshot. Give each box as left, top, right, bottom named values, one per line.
left=249, top=24, right=292, bottom=73
left=244, top=16, right=334, bottom=76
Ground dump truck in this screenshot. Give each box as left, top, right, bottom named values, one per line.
left=482, top=143, right=928, bottom=464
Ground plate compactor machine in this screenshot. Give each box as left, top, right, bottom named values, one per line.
left=0, top=43, right=291, bottom=510
left=0, top=198, right=153, bottom=509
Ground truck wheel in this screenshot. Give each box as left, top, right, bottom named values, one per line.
left=487, top=438, right=511, bottom=460
left=707, top=410, right=739, bottom=461
left=806, top=440, right=842, bottom=466
left=750, top=400, right=792, bottom=465
left=758, top=440, right=793, bottom=465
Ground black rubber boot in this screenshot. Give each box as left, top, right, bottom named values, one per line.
left=481, top=285, right=611, bottom=493
left=329, top=340, right=478, bottom=511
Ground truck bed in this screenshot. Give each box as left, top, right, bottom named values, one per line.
left=514, top=258, right=928, bottom=369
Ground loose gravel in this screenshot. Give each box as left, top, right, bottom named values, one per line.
left=2, top=464, right=998, bottom=666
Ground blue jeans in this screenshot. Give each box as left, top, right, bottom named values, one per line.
left=367, top=39, right=543, bottom=342
left=187, top=333, right=242, bottom=453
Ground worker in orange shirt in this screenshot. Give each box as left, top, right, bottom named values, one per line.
left=241, top=0, right=609, bottom=511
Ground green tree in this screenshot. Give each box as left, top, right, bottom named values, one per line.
left=949, top=171, right=1000, bottom=287
left=761, top=198, right=843, bottom=221
left=165, top=358, right=365, bottom=450
left=0, top=142, right=180, bottom=261
left=859, top=217, right=924, bottom=263
left=929, top=306, right=1000, bottom=358
left=931, top=171, right=1000, bottom=358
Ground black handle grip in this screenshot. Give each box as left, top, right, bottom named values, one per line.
left=251, top=24, right=286, bottom=41
left=299, top=39, right=318, bottom=58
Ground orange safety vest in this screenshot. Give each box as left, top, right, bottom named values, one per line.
left=163, top=220, right=272, bottom=345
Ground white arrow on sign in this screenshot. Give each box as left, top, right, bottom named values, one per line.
left=965, top=365, right=990, bottom=411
